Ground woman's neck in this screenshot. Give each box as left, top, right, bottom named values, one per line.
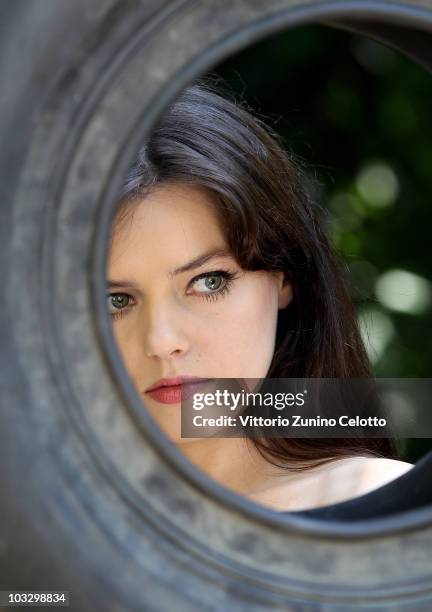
left=175, top=437, right=292, bottom=497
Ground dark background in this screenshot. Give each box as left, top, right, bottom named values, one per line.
left=210, top=24, right=432, bottom=463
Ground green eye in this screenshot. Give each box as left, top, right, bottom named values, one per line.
left=109, top=294, right=130, bottom=309
left=107, top=293, right=134, bottom=320
left=189, top=270, right=239, bottom=302
left=203, top=275, right=223, bottom=291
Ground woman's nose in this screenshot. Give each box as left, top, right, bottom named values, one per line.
left=143, top=303, right=189, bottom=359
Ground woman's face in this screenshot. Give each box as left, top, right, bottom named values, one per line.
left=107, top=183, right=293, bottom=443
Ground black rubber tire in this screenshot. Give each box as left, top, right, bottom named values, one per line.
left=1, top=1, right=432, bottom=610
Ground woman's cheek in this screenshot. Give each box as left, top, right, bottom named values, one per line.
left=230, top=281, right=279, bottom=362
left=112, top=326, right=142, bottom=381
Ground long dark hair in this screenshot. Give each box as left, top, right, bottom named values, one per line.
left=114, top=75, right=398, bottom=471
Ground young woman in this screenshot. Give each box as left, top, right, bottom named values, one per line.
left=107, top=77, right=413, bottom=512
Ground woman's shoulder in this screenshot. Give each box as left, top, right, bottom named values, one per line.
left=296, top=455, right=415, bottom=510
left=343, top=455, right=414, bottom=492
left=253, top=455, right=415, bottom=512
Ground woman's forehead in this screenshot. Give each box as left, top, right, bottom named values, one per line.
left=114, top=183, right=222, bottom=234
left=109, top=183, right=229, bottom=269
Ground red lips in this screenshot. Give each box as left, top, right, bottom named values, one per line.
left=144, top=376, right=212, bottom=404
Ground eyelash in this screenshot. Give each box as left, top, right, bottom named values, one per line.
left=107, top=269, right=239, bottom=321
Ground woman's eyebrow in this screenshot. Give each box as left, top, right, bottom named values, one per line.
left=106, top=248, right=232, bottom=288
left=107, top=279, right=140, bottom=289
left=169, top=248, right=232, bottom=276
